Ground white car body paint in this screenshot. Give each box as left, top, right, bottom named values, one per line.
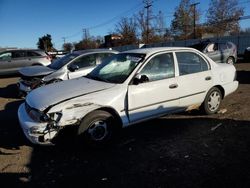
left=18, top=47, right=239, bottom=145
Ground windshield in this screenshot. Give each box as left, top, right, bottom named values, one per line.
left=86, top=53, right=145, bottom=83
left=48, top=53, right=79, bottom=70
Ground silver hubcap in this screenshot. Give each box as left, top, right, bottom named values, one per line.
left=208, top=91, right=221, bottom=112
left=227, top=58, right=233, bottom=64
left=88, top=121, right=108, bottom=141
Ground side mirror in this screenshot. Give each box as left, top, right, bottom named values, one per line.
left=133, top=74, right=149, bottom=85
left=68, top=64, right=79, bottom=72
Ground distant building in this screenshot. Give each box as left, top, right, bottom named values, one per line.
left=104, top=34, right=123, bottom=47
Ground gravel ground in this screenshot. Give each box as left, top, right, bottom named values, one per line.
left=0, top=62, right=250, bottom=188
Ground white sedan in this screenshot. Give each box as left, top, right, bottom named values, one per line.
left=18, top=47, right=238, bottom=145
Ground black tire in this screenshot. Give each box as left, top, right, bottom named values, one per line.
left=77, top=110, right=115, bottom=146
left=202, top=87, right=222, bottom=115
left=226, top=57, right=234, bottom=64
left=32, top=63, right=42, bottom=66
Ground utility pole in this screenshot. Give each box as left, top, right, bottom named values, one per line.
left=62, top=37, right=66, bottom=45
left=143, top=0, right=152, bottom=44
left=82, top=28, right=89, bottom=40
left=190, top=2, right=200, bottom=39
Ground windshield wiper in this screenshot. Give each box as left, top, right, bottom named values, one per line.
left=85, top=74, right=110, bottom=83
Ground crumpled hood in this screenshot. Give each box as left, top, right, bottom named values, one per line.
left=19, top=66, right=55, bottom=77
left=26, top=77, right=115, bottom=111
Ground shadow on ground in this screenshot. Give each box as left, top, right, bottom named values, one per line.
left=0, top=83, right=20, bottom=99
left=0, top=100, right=27, bottom=150
left=1, top=115, right=250, bottom=188
left=236, top=70, right=250, bottom=84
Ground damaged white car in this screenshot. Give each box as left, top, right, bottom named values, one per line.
left=18, top=49, right=118, bottom=96
left=18, top=47, right=238, bottom=145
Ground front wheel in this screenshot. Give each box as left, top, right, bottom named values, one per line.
left=77, top=110, right=115, bottom=146
left=202, top=87, right=222, bottom=115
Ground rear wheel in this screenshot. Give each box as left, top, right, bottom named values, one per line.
left=226, top=57, right=234, bottom=64
left=202, top=87, right=222, bottom=115
left=77, top=110, right=115, bottom=146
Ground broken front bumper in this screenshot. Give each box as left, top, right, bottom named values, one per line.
left=18, top=103, right=58, bottom=145
left=18, top=81, right=32, bottom=95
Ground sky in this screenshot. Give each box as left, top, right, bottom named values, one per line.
left=0, top=0, right=250, bottom=50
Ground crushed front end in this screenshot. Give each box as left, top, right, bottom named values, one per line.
left=18, top=75, right=44, bottom=96
left=18, top=102, right=62, bottom=145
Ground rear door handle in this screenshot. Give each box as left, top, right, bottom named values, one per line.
left=169, top=84, right=178, bottom=89
left=205, top=76, right=212, bottom=81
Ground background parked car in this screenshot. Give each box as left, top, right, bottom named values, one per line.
left=18, top=48, right=118, bottom=96
left=0, top=49, right=51, bottom=75
left=189, top=41, right=237, bottom=64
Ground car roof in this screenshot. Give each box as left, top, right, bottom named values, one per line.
left=121, top=47, right=197, bottom=57
left=72, top=48, right=118, bottom=55
left=1, top=48, right=45, bottom=52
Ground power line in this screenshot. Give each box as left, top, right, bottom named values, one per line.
left=61, top=2, right=143, bottom=42
left=88, top=2, right=143, bottom=29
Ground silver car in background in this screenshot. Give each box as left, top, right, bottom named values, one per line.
left=190, top=41, right=237, bottom=64
left=0, top=49, right=51, bottom=75
left=18, top=49, right=118, bottom=96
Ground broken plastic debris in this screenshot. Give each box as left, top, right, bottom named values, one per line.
left=211, top=123, right=222, bottom=131
left=218, top=108, right=227, bottom=114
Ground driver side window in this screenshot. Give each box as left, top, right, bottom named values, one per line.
left=139, top=53, right=175, bottom=82
left=71, top=54, right=96, bottom=69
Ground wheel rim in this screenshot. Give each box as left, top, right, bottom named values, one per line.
left=227, top=58, right=234, bottom=64
left=88, top=120, right=108, bottom=141
left=208, top=91, right=221, bottom=112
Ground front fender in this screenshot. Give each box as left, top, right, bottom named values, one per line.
left=48, top=102, right=103, bottom=127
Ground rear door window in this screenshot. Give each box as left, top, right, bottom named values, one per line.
left=71, top=54, right=97, bottom=69
left=27, top=51, right=41, bottom=57
left=12, top=51, right=27, bottom=59
left=219, top=43, right=228, bottom=51
left=176, top=52, right=209, bottom=76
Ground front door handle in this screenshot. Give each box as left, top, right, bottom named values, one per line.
left=169, top=84, right=178, bottom=89
left=205, top=76, right=212, bottom=81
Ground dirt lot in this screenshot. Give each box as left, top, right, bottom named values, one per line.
left=0, top=62, right=250, bottom=188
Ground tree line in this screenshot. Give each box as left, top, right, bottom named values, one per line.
left=37, top=0, right=246, bottom=52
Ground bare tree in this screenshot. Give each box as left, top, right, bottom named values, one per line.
left=170, top=0, right=200, bottom=40
left=206, top=0, right=244, bottom=36
left=136, top=9, right=156, bottom=43
left=63, top=43, right=73, bottom=52
left=115, top=17, right=138, bottom=45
